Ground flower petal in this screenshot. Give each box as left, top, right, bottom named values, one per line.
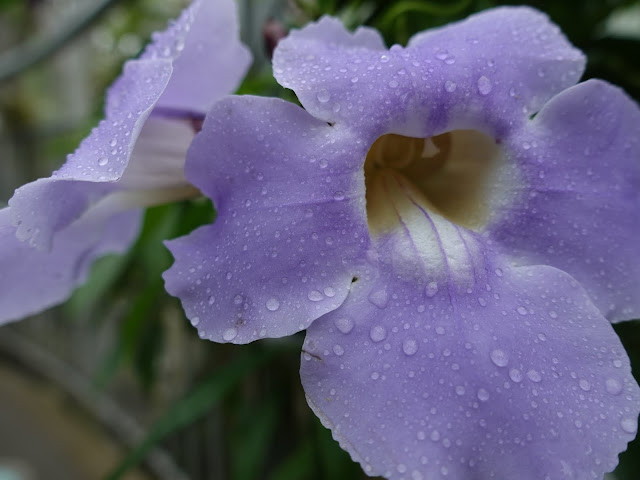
left=489, top=79, right=640, bottom=322
left=163, top=96, right=370, bottom=343
left=407, top=7, right=585, bottom=125
left=273, top=8, right=584, bottom=133
left=301, top=243, right=639, bottom=480
left=0, top=206, right=141, bottom=325
left=8, top=0, right=250, bottom=250
left=147, top=0, right=251, bottom=115
left=273, top=16, right=409, bottom=127
left=9, top=59, right=170, bottom=250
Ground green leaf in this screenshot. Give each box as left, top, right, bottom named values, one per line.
left=230, top=397, right=280, bottom=480
left=269, top=439, right=315, bottom=480
left=104, top=348, right=273, bottom=480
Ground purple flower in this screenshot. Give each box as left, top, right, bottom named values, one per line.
left=164, top=7, right=640, bottom=480
left=0, top=0, right=250, bottom=323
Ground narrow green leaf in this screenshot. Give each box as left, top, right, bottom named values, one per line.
left=269, top=438, right=314, bottom=480
left=105, top=348, right=273, bottom=480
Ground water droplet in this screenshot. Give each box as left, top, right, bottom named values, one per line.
left=223, top=327, right=238, bottom=341
left=333, top=344, right=344, bottom=356
left=316, top=89, right=330, bottom=103
left=266, top=298, right=280, bottom=311
left=490, top=349, right=509, bottom=367
left=477, top=388, right=490, bottom=401
left=403, top=338, right=418, bottom=356
left=605, top=378, right=622, bottom=395
left=208, top=295, right=215, bottom=305
left=368, top=288, right=389, bottom=308
left=324, top=287, right=336, bottom=297
left=517, top=306, right=528, bottom=316
left=334, top=317, right=354, bottom=334
left=548, top=310, right=558, bottom=319
left=370, top=325, right=387, bottom=342
left=233, top=294, right=243, bottom=305
left=388, top=79, right=399, bottom=88
left=477, top=76, right=492, bottom=95
left=333, top=191, right=345, bottom=201
left=494, top=268, right=503, bottom=277
left=98, top=157, right=108, bottom=166
left=307, top=290, right=324, bottom=302
left=109, top=138, right=117, bottom=147
left=527, top=369, right=542, bottom=382
left=455, top=385, right=465, bottom=396
left=430, top=430, right=441, bottom=441
left=444, top=80, right=457, bottom=92
left=425, top=282, right=438, bottom=298
left=192, top=316, right=200, bottom=326
left=397, top=464, right=407, bottom=474
left=380, top=54, right=389, bottom=63
left=621, top=417, right=638, bottom=434
left=509, top=368, right=523, bottom=382
left=578, top=379, right=591, bottom=391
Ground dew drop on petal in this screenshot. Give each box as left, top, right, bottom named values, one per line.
left=425, top=281, right=438, bottom=298
left=527, top=369, right=542, bottom=382
left=308, top=290, right=324, bottom=302
left=578, top=379, right=591, bottom=391
left=444, top=80, right=457, bottom=92
left=266, top=298, right=280, bottom=311
left=490, top=349, right=509, bottom=367
left=477, top=388, right=490, bottom=401
left=621, top=417, right=638, bottom=434
left=606, top=378, right=623, bottom=395
left=370, top=325, right=387, bottom=342
left=517, top=306, right=528, bottom=315
left=333, top=344, right=345, bottom=356
left=191, top=316, right=200, bottom=327
left=316, top=89, right=330, bottom=103
left=368, top=288, right=389, bottom=308
left=208, top=295, right=215, bottom=305
left=98, top=157, right=108, bottom=166
left=477, top=76, right=492, bottom=95
left=223, top=327, right=238, bottom=341
left=334, top=317, right=354, bottom=334
left=509, top=368, right=523, bottom=383
left=403, top=338, right=418, bottom=356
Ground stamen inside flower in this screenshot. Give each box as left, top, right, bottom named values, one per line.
left=364, top=131, right=505, bottom=236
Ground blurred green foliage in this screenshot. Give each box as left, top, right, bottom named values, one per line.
left=1, top=1, right=640, bottom=479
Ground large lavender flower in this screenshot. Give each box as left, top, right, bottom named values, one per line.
left=164, top=7, right=640, bottom=480
left=0, top=0, right=250, bottom=323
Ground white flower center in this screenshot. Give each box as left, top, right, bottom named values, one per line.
left=364, top=131, right=509, bottom=285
